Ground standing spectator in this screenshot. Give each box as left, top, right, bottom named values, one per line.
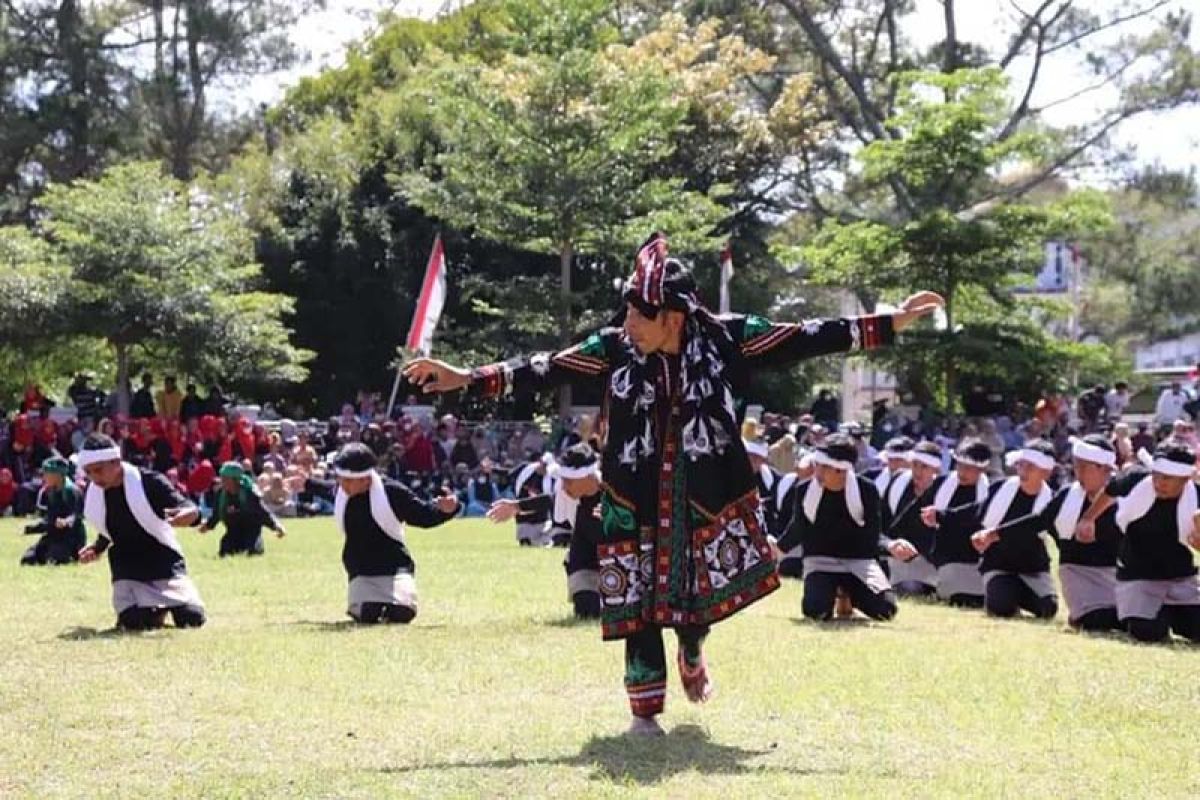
left=1077, top=385, right=1107, bottom=433
left=156, top=375, right=184, bottom=420
left=131, top=373, right=156, bottom=418
left=1111, top=422, right=1134, bottom=468
left=810, top=389, right=839, bottom=430
left=434, top=422, right=455, bottom=466
left=67, top=372, right=106, bottom=423
left=1154, top=381, right=1190, bottom=428
left=402, top=424, right=436, bottom=476
left=450, top=427, right=479, bottom=469
left=180, top=383, right=205, bottom=422
left=1105, top=382, right=1130, bottom=423
left=205, top=384, right=227, bottom=416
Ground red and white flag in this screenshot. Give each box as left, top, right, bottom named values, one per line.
left=719, top=242, right=734, bottom=314
left=405, top=235, right=447, bottom=356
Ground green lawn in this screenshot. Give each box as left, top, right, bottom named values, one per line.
left=0, top=516, right=1196, bottom=799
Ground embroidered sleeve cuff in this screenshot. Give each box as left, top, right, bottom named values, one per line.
left=856, top=315, right=895, bottom=351
left=468, top=363, right=507, bottom=399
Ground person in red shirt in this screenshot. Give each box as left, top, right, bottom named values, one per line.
left=186, top=459, right=217, bottom=501
left=0, top=468, right=16, bottom=516
left=402, top=425, right=436, bottom=474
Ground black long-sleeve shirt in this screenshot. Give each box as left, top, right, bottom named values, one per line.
left=881, top=475, right=938, bottom=557
left=930, top=477, right=988, bottom=566
left=994, top=485, right=1120, bottom=568
left=26, top=485, right=84, bottom=537
left=972, top=481, right=1051, bottom=574
left=203, top=486, right=282, bottom=537
left=89, top=470, right=194, bottom=582
left=778, top=475, right=890, bottom=560
left=1105, top=468, right=1197, bottom=581
left=324, top=477, right=457, bottom=579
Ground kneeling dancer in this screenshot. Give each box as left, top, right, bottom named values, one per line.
left=199, top=461, right=286, bottom=556
left=489, top=443, right=604, bottom=619
left=1075, top=440, right=1200, bottom=643
left=777, top=434, right=916, bottom=621
left=330, top=443, right=459, bottom=624
left=21, top=457, right=86, bottom=566
left=921, top=440, right=992, bottom=607
left=77, top=434, right=206, bottom=630
left=970, top=441, right=1058, bottom=620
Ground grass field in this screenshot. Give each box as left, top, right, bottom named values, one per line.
left=0, top=516, right=1197, bottom=799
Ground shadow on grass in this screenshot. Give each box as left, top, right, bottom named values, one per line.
left=284, top=620, right=451, bottom=632
left=789, top=617, right=874, bottom=630
left=543, top=615, right=597, bottom=629
left=375, top=723, right=846, bottom=785
left=57, top=626, right=129, bottom=640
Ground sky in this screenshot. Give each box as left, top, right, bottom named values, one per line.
left=244, top=0, right=1199, bottom=179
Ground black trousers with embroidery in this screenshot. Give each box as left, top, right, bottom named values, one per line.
left=624, top=623, right=709, bottom=718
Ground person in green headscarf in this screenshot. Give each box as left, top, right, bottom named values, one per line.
left=199, top=461, right=285, bottom=556
left=21, top=456, right=87, bottom=565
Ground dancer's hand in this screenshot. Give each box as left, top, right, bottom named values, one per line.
left=486, top=499, right=520, bottom=523
left=1074, top=519, right=1096, bottom=543
left=78, top=545, right=99, bottom=564
left=436, top=494, right=460, bottom=515
left=275, top=525, right=287, bottom=539
left=403, top=358, right=470, bottom=394
left=1188, top=528, right=1200, bottom=550
left=920, top=506, right=939, bottom=528
left=166, top=507, right=198, bottom=527
left=971, top=529, right=998, bottom=553
left=892, top=291, right=945, bottom=332
left=888, top=539, right=918, bottom=561
left=767, top=536, right=783, bottom=563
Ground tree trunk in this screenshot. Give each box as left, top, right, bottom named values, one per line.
left=558, top=239, right=573, bottom=420
left=943, top=282, right=956, bottom=416
left=115, top=342, right=131, bottom=416
left=57, top=0, right=91, bottom=178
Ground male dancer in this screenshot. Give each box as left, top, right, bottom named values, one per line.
left=404, top=232, right=942, bottom=734
left=77, top=434, right=206, bottom=630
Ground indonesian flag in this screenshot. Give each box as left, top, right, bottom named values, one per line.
left=405, top=235, right=447, bottom=356
left=719, top=242, right=734, bottom=314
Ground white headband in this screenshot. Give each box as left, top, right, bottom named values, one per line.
left=557, top=464, right=599, bottom=480
left=955, top=454, right=990, bottom=469
left=1070, top=438, right=1116, bottom=468
left=909, top=452, right=942, bottom=469
left=77, top=447, right=122, bottom=468
left=336, top=468, right=375, bottom=479
left=1016, top=448, right=1056, bottom=471
left=812, top=451, right=854, bottom=471
left=886, top=450, right=912, bottom=463
left=1152, top=458, right=1195, bottom=478
left=743, top=440, right=769, bottom=458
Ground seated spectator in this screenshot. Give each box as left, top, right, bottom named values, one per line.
left=261, top=474, right=298, bottom=518
left=0, top=468, right=15, bottom=516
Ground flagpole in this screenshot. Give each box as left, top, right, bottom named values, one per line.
left=385, top=348, right=409, bottom=420
left=390, top=233, right=447, bottom=419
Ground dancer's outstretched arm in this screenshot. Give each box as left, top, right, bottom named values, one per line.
left=732, top=291, right=944, bottom=368
left=404, top=329, right=618, bottom=400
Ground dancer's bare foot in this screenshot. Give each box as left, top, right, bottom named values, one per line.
left=834, top=588, right=854, bottom=619
left=678, top=649, right=714, bottom=703
left=626, top=716, right=666, bottom=737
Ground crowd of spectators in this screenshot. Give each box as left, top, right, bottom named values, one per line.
left=5, top=369, right=1200, bottom=521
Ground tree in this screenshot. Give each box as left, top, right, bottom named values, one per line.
left=398, top=0, right=733, bottom=415
left=0, top=161, right=309, bottom=412
left=119, top=0, right=323, bottom=180
left=0, top=0, right=135, bottom=222
left=804, top=68, right=1116, bottom=409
